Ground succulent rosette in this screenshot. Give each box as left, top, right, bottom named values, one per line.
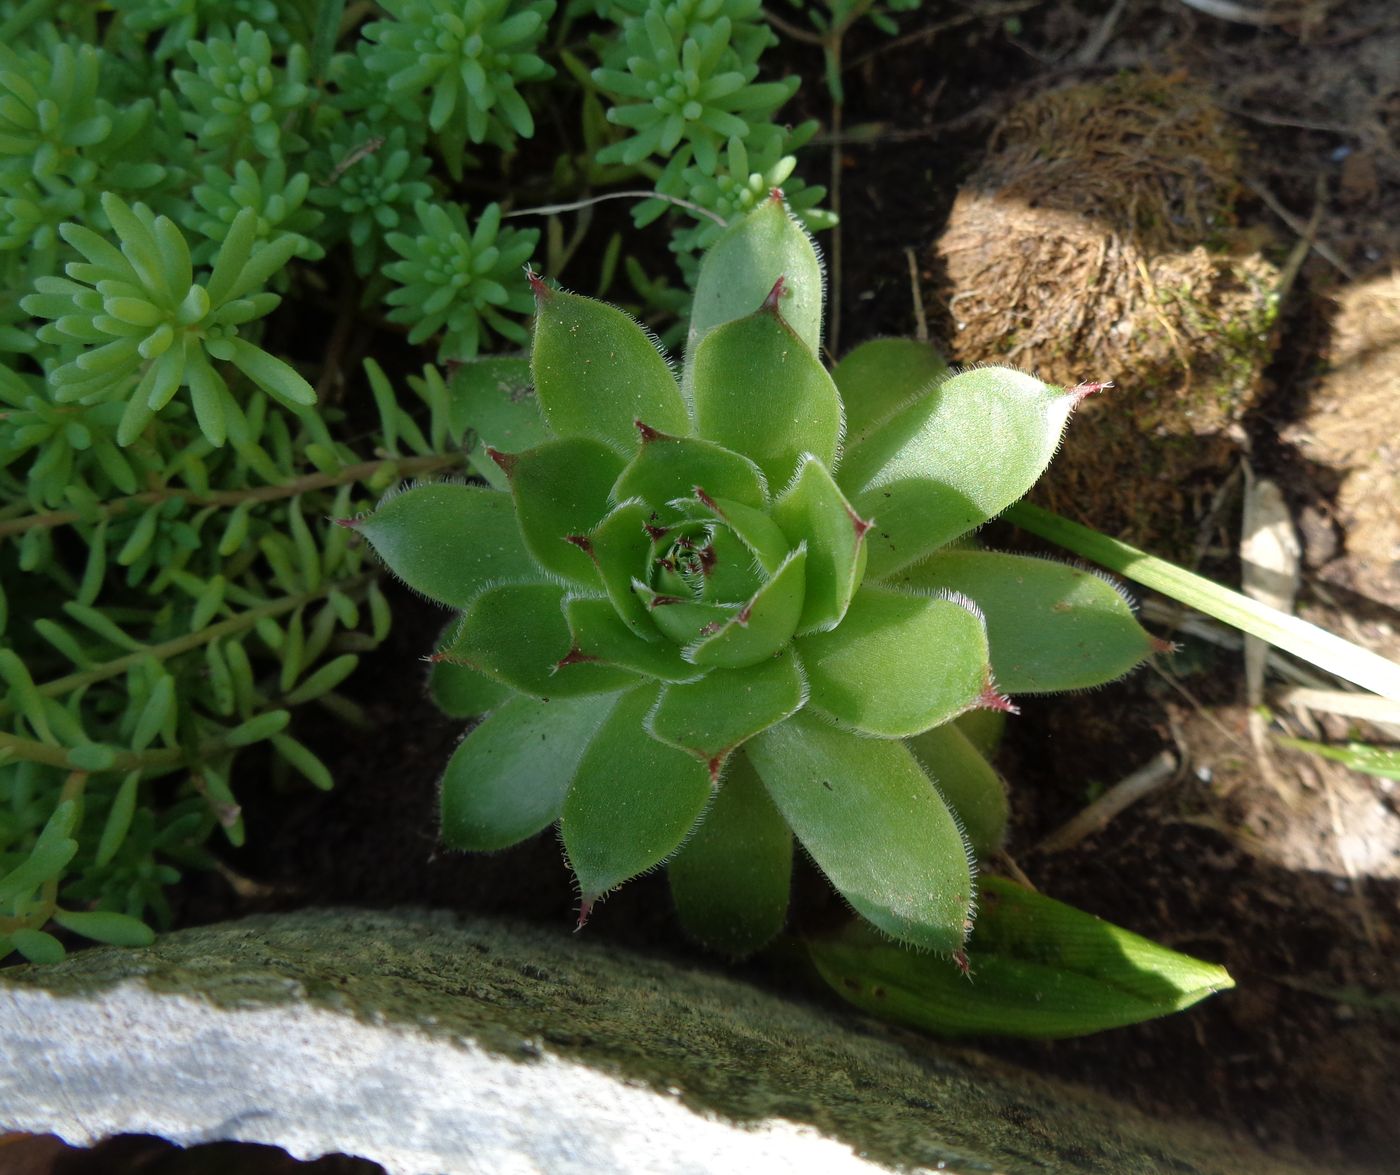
left=348, top=194, right=1161, bottom=958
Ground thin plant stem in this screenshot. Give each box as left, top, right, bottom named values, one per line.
left=0, top=574, right=375, bottom=718
left=0, top=453, right=463, bottom=539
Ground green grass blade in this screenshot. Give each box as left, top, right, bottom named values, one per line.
left=1005, top=502, right=1400, bottom=702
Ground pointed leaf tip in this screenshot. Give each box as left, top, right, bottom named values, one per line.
left=762, top=275, right=787, bottom=313
left=1151, top=637, right=1179, bottom=655
left=526, top=266, right=551, bottom=301
left=332, top=516, right=361, bottom=529
left=487, top=446, right=517, bottom=475
left=1067, top=379, right=1114, bottom=404
left=768, top=187, right=784, bottom=204
left=635, top=419, right=665, bottom=442
left=565, top=534, right=593, bottom=554
left=575, top=896, right=595, bottom=931
left=976, top=678, right=1020, bottom=715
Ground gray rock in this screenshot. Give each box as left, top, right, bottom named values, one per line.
left=0, top=908, right=1314, bottom=1174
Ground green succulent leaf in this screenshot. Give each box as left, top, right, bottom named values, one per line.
left=685, top=544, right=807, bottom=669
left=428, top=618, right=515, bottom=719
left=688, top=195, right=823, bottom=360
left=561, top=684, right=713, bottom=903
left=613, top=433, right=769, bottom=511
left=954, top=709, right=1007, bottom=761
left=747, top=712, right=974, bottom=953
left=441, top=583, right=638, bottom=698
left=832, top=337, right=948, bottom=448
left=449, top=358, right=548, bottom=488
left=797, top=587, right=992, bottom=738
left=771, top=456, right=868, bottom=633
left=840, top=368, right=1081, bottom=578
left=886, top=550, right=1158, bottom=693
left=531, top=286, right=688, bottom=450
left=440, top=692, right=618, bottom=851
left=647, top=647, right=807, bottom=772
left=668, top=752, right=793, bottom=957
left=564, top=596, right=702, bottom=683
left=500, top=438, right=624, bottom=587
left=808, top=878, right=1235, bottom=1039
left=50, top=909, right=156, bottom=948
left=907, top=722, right=1009, bottom=857
left=582, top=500, right=656, bottom=636
left=691, top=304, right=841, bottom=489
left=353, top=483, right=539, bottom=608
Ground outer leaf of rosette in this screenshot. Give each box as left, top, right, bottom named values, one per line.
left=771, top=456, right=869, bottom=633
left=440, top=582, right=638, bottom=699
left=687, top=194, right=823, bottom=364
left=796, top=586, right=992, bottom=738
left=691, top=305, right=842, bottom=491
left=838, top=367, right=1080, bottom=579
left=646, top=646, right=807, bottom=776
left=428, top=619, right=514, bottom=717
left=808, top=878, right=1234, bottom=1039
left=564, top=596, right=703, bottom=683
left=531, top=286, right=689, bottom=452
left=668, top=751, right=793, bottom=958
left=351, top=483, right=540, bottom=609
left=612, top=431, right=768, bottom=511
left=685, top=544, right=807, bottom=670
left=440, top=691, right=619, bottom=851
left=561, top=682, right=713, bottom=903
left=747, top=711, right=974, bottom=954
left=884, top=549, right=1158, bottom=693
left=497, top=437, right=624, bottom=588
left=906, top=722, right=1008, bottom=857
left=832, top=338, right=947, bottom=450
left=448, top=357, right=549, bottom=490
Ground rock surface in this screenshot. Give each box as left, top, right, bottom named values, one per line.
left=0, top=908, right=1318, bottom=1174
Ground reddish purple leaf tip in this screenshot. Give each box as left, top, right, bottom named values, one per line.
left=846, top=505, right=874, bottom=539
left=487, top=447, right=517, bottom=475
left=332, top=516, right=361, bottom=529
left=767, top=187, right=785, bottom=205
left=1150, top=637, right=1180, bottom=656
left=575, top=896, right=595, bottom=931
left=693, top=486, right=721, bottom=514
left=565, top=534, right=593, bottom=555
left=1066, top=379, right=1114, bottom=404
left=526, top=265, right=551, bottom=301
left=635, top=419, right=665, bottom=443
left=556, top=647, right=599, bottom=670
left=953, top=949, right=971, bottom=978
left=976, top=679, right=1019, bottom=715
left=762, top=275, right=788, bottom=313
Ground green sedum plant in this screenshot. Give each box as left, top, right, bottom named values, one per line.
left=22, top=192, right=315, bottom=448
left=346, top=195, right=1177, bottom=974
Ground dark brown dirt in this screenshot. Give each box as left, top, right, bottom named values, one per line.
left=177, top=2, right=1400, bottom=1172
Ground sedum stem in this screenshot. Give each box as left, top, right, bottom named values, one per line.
left=0, top=453, right=464, bottom=538
left=0, top=574, right=375, bottom=718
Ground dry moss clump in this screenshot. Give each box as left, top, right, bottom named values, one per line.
left=935, top=72, right=1279, bottom=550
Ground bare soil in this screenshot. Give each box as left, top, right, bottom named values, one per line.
left=178, top=2, right=1400, bottom=1172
